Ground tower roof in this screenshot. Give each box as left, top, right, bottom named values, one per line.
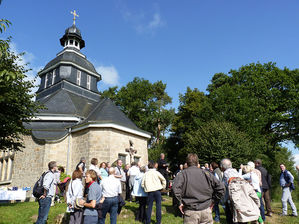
left=60, top=24, right=85, bottom=49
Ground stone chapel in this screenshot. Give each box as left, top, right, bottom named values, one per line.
left=0, top=22, right=150, bottom=189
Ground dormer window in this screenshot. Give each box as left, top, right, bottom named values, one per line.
left=87, top=75, right=91, bottom=90
left=52, top=69, right=56, bottom=85
left=45, top=73, right=49, bottom=88
left=77, top=70, right=81, bottom=85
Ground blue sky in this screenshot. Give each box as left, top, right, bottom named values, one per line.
left=1, top=0, right=298, bottom=164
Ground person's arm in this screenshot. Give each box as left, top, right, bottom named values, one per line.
left=158, top=172, right=166, bottom=189
left=83, top=200, right=96, bottom=208
left=40, top=173, right=51, bottom=199
left=114, top=168, right=122, bottom=178
left=210, top=174, right=225, bottom=202
left=172, top=173, right=185, bottom=214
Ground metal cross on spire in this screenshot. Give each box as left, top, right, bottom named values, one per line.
left=70, top=10, right=79, bottom=25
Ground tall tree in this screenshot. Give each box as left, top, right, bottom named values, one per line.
left=207, top=62, right=299, bottom=151
left=183, top=120, right=258, bottom=167
left=100, top=77, right=174, bottom=145
left=0, top=25, right=41, bottom=151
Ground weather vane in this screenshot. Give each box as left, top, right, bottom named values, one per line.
left=70, top=10, right=79, bottom=25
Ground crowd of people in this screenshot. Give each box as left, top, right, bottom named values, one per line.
left=35, top=154, right=298, bottom=224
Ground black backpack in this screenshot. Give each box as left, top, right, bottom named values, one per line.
left=33, top=171, right=49, bottom=198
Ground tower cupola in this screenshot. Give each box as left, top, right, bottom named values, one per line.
left=59, top=10, right=85, bottom=50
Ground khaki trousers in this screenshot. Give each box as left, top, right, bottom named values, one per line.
left=184, top=207, right=213, bottom=224
left=262, top=188, right=272, bottom=213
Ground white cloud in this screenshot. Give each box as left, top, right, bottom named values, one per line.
left=96, top=65, right=119, bottom=86
left=117, top=2, right=165, bottom=34
left=9, top=42, right=41, bottom=95
left=293, top=154, right=299, bottom=166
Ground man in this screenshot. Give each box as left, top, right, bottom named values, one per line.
left=36, top=161, right=57, bottom=224
left=114, top=159, right=126, bottom=199
left=220, top=158, right=241, bottom=224
left=173, top=154, right=225, bottom=224
left=80, top=170, right=103, bottom=224
left=99, top=167, right=122, bottom=224
left=255, top=159, right=272, bottom=217
left=157, top=153, right=169, bottom=189
left=76, top=157, right=87, bottom=176
left=142, top=160, right=166, bottom=224
left=279, top=163, right=298, bottom=217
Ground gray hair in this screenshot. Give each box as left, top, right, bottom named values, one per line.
left=109, top=167, right=116, bottom=175
left=220, top=158, right=232, bottom=170
left=80, top=157, right=86, bottom=162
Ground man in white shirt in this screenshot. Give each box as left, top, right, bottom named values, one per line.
left=142, top=161, right=166, bottom=224
left=115, top=159, right=126, bottom=199
left=99, top=167, right=122, bottom=224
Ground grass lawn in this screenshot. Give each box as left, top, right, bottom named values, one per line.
left=0, top=197, right=298, bottom=224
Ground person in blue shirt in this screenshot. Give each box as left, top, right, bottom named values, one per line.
left=279, top=163, right=298, bottom=217
left=36, top=161, right=57, bottom=224
left=80, top=170, right=104, bottom=224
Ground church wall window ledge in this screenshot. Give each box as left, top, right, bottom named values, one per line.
left=0, top=180, right=12, bottom=185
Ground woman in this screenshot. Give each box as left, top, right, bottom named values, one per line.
left=80, top=170, right=103, bottom=224
left=240, top=165, right=263, bottom=224
left=66, top=170, right=84, bottom=224
left=99, top=162, right=108, bottom=179
left=132, top=166, right=147, bottom=222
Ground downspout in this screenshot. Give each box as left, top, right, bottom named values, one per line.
left=66, top=128, right=71, bottom=175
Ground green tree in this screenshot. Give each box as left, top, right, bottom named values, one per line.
left=166, top=87, right=212, bottom=163
left=0, top=25, right=41, bottom=151
left=101, top=77, right=174, bottom=145
left=182, top=120, right=258, bottom=167
left=207, top=62, right=299, bottom=151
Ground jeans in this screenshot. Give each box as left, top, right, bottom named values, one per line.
left=281, top=187, right=298, bottom=216
left=36, top=197, right=52, bottom=224
left=99, top=196, right=118, bottom=224
left=213, top=201, right=220, bottom=222
left=259, top=193, right=265, bottom=221
left=84, top=215, right=98, bottom=224
left=146, top=191, right=162, bottom=224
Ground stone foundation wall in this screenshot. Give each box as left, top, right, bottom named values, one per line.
left=2, top=127, right=148, bottom=189
left=10, top=135, right=46, bottom=188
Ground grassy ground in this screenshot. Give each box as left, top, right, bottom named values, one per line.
left=0, top=197, right=298, bottom=224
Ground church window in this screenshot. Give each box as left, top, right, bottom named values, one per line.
left=70, top=39, right=74, bottom=45
left=134, top=156, right=140, bottom=163
left=75, top=41, right=78, bottom=47
left=0, top=152, right=14, bottom=183
left=118, top=154, right=127, bottom=165
left=77, top=70, right=81, bottom=85
left=45, top=73, right=49, bottom=88
left=52, top=69, right=56, bottom=85
left=87, top=75, right=91, bottom=90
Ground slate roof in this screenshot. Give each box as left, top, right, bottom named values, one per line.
left=82, top=98, right=140, bottom=131
left=41, top=50, right=97, bottom=74
left=28, top=89, right=150, bottom=141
